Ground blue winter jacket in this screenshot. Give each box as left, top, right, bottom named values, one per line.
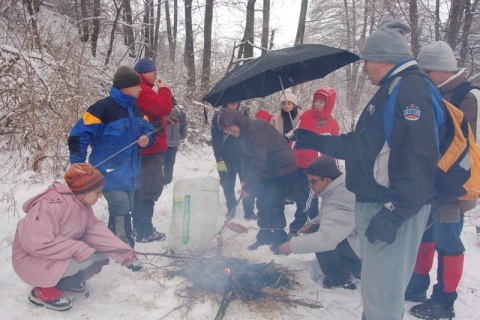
left=68, top=87, right=154, bottom=191
left=305, top=59, right=445, bottom=221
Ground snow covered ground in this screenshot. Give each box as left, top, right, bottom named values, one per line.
left=1, top=145, right=480, bottom=319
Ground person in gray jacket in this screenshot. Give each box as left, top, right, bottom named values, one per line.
left=163, top=99, right=188, bottom=185
left=278, top=156, right=360, bottom=289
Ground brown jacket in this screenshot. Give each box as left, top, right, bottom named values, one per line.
left=218, top=108, right=297, bottom=193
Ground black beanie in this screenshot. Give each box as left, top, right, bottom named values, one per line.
left=113, top=66, right=141, bottom=89
left=305, top=155, right=341, bottom=179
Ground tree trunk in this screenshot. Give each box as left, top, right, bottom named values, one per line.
left=165, top=0, right=175, bottom=62
left=261, top=0, right=270, bottom=55
left=184, top=0, right=196, bottom=100
left=409, top=0, right=420, bottom=58
left=240, top=0, right=256, bottom=60
left=294, top=0, right=308, bottom=46
left=459, top=0, right=476, bottom=67
left=444, top=0, right=466, bottom=49
left=144, top=0, right=154, bottom=58
left=123, top=0, right=136, bottom=57
left=153, top=0, right=161, bottom=60
left=201, top=0, right=214, bottom=92
left=104, top=1, right=124, bottom=66
left=79, top=0, right=89, bottom=42
left=434, top=0, right=440, bottom=40
left=23, top=0, right=43, bottom=51
left=91, top=0, right=100, bottom=57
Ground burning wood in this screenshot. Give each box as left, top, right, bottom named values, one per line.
left=163, top=256, right=322, bottom=319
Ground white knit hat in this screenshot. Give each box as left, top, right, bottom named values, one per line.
left=360, top=19, right=412, bottom=64
left=280, top=89, right=298, bottom=106
left=417, top=41, right=457, bottom=72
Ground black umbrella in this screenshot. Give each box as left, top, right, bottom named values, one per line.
left=203, top=44, right=359, bottom=107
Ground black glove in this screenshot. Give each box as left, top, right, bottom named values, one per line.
left=365, top=207, right=404, bottom=244
left=293, top=128, right=319, bottom=150
left=151, top=119, right=164, bottom=139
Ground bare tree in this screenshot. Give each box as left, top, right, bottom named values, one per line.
left=184, top=0, right=196, bottom=100
left=261, top=0, right=270, bottom=55
left=79, top=0, right=89, bottom=42
left=165, top=0, right=178, bottom=62
left=123, top=0, right=136, bottom=57
left=409, top=0, right=420, bottom=57
left=294, top=0, right=308, bottom=45
left=152, top=0, right=162, bottom=59
left=143, top=0, right=155, bottom=58
left=91, top=0, right=100, bottom=57
left=444, top=0, right=467, bottom=49
left=104, top=0, right=124, bottom=66
left=237, top=0, right=256, bottom=61
left=22, top=0, right=43, bottom=51
left=201, top=0, right=214, bottom=92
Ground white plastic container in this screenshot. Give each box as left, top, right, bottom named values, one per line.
left=167, top=176, right=220, bottom=253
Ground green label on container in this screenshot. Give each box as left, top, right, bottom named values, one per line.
left=182, top=195, right=191, bottom=243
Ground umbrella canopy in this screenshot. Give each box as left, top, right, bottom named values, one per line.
left=203, top=44, right=359, bottom=106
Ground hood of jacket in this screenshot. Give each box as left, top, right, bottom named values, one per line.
left=311, top=87, right=336, bottom=119
left=22, top=182, right=73, bottom=214
left=217, top=108, right=248, bottom=132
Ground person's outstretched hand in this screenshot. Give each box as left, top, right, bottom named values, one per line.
left=293, top=129, right=319, bottom=150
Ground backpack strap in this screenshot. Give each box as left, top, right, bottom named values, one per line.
left=450, top=82, right=480, bottom=108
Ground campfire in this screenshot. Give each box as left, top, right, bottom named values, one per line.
left=164, top=257, right=321, bottom=319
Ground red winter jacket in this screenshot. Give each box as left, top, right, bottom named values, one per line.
left=136, top=75, right=173, bottom=154
left=293, top=87, right=339, bottom=168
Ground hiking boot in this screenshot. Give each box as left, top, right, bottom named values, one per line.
left=244, top=213, right=257, bottom=220
left=270, top=244, right=281, bottom=255
left=29, top=288, right=72, bottom=311
left=247, top=241, right=262, bottom=251
left=323, top=277, right=356, bottom=290
left=126, top=262, right=143, bottom=272
left=136, top=230, right=166, bottom=243
left=409, top=298, right=455, bottom=319
left=405, top=288, right=427, bottom=302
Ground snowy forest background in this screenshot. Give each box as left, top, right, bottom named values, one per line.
left=1, top=0, right=480, bottom=179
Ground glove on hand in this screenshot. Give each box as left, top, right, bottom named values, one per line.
left=293, top=128, right=319, bottom=150
left=365, top=207, right=404, bottom=244
left=217, top=160, right=228, bottom=172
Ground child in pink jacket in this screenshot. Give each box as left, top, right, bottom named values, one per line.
left=12, top=164, right=138, bottom=311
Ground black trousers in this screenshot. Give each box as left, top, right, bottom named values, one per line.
left=315, top=238, right=361, bottom=287
left=255, top=171, right=296, bottom=246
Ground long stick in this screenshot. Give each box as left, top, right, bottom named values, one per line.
left=214, top=288, right=234, bottom=320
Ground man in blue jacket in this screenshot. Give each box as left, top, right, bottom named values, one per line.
left=68, top=66, right=154, bottom=250
left=295, top=19, right=444, bottom=320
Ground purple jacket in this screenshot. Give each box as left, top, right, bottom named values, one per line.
left=12, top=182, right=136, bottom=287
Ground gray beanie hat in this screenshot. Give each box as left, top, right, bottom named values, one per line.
left=113, top=66, right=141, bottom=89
left=417, top=41, right=457, bottom=72
left=360, top=19, right=412, bottom=64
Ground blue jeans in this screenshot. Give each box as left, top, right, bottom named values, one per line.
left=422, top=213, right=465, bottom=253
left=103, top=190, right=135, bottom=247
